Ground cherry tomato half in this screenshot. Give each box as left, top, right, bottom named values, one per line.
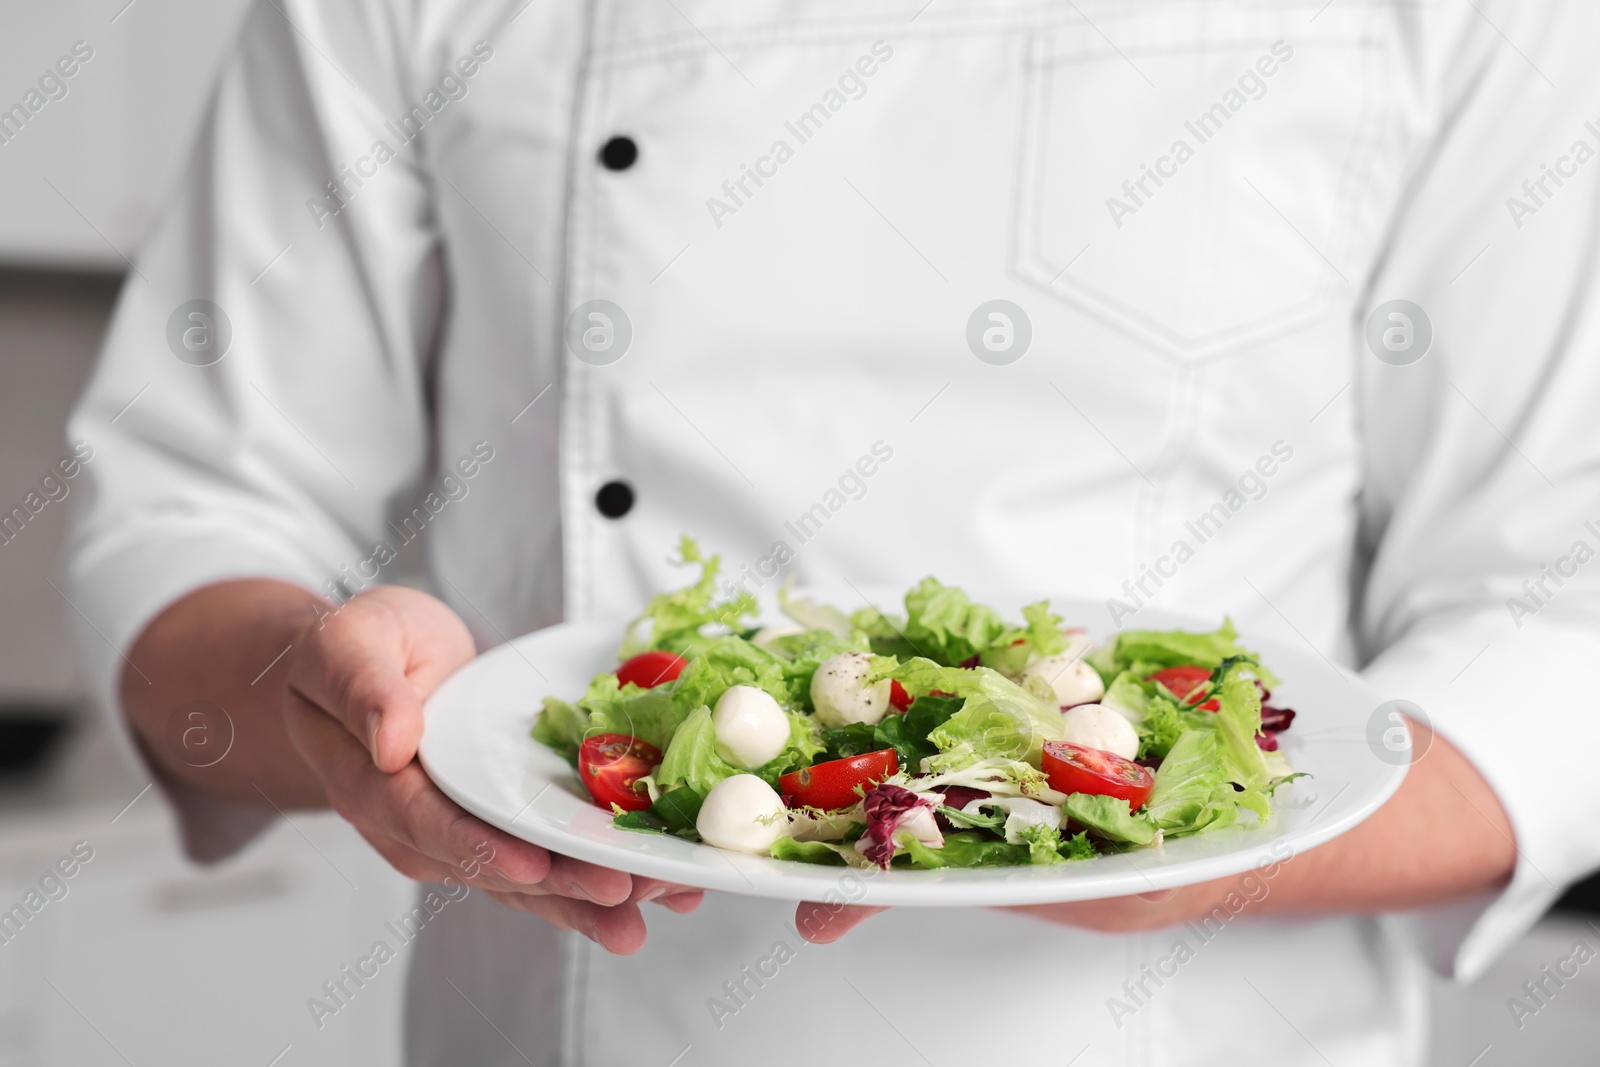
left=1041, top=740, right=1154, bottom=810
left=616, top=650, right=689, bottom=689
left=779, top=749, right=899, bottom=811
left=1146, top=666, right=1213, bottom=706
left=888, top=680, right=912, bottom=712
left=1146, top=665, right=1223, bottom=712
left=577, top=733, right=662, bottom=812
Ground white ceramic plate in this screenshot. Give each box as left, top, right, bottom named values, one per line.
left=419, top=592, right=1405, bottom=906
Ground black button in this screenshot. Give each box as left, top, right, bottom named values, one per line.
left=595, top=480, right=634, bottom=519
left=598, top=136, right=638, bottom=171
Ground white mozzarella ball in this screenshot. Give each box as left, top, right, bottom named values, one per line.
left=809, top=651, right=894, bottom=728
left=712, top=685, right=791, bottom=769
left=1060, top=630, right=1093, bottom=659
left=751, top=624, right=806, bottom=649
left=696, top=774, right=789, bottom=854
left=1059, top=703, right=1141, bottom=760
left=1021, top=654, right=1106, bottom=708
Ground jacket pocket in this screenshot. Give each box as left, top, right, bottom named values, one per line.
left=1012, top=2, right=1389, bottom=362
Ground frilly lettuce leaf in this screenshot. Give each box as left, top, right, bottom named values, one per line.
left=621, top=536, right=757, bottom=656
left=903, top=756, right=1066, bottom=803
left=867, top=658, right=1066, bottom=767
left=980, top=601, right=1069, bottom=676
left=901, top=578, right=1009, bottom=665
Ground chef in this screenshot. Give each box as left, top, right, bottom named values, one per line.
left=66, top=2, right=1600, bottom=1064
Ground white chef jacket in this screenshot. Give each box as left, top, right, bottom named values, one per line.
left=65, top=1, right=1600, bottom=1064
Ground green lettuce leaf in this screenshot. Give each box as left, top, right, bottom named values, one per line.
left=1017, top=824, right=1097, bottom=864
left=1061, top=830, right=1098, bottom=861
left=665, top=638, right=788, bottom=708
left=1062, top=794, right=1158, bottom=846
left=1090, top=619, right=1279, bottom=688
left=1100, top=670, right=1152, bottom=723
left=581, top=674, right=690, bottom=752
left=818, top=721, right=877, bottom=761
left=1015, top=822, right=1068, bottom=865
left=904, top=694, right=964, bottom=739
left=910, top=664, right=1067, bottom=767
left=1213, top=662, right=1272, bottom=791
left=655, top=705, right=820, bottom=796
left=530, top=696, right=589, bottom=762
left=1134, top=691, right=1214, bottom=761
left=535, top=625, right=837, bottom=760
left=759, top=626, right=868, bottom=664
left=898, top=831, right=1029, bottom=868
left=1145, top=730, right=1241, bottom=835
left=901, top=578, right=1010, bottom=665
left=870, top=715, right=939, bottom=770
left=612, top=786, right=706, bottom=839
left=980, top=601, right=1068, bottom=675
left=819, top=693, right=965, bottom=770
left=653, top=706, right=737, bottom=795
left=770, top=838, right=851, bottom=866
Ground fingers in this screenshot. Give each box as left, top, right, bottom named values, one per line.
left=486, top=890, right=651, bottom=955
left=626, top=876, right=705, bottom=904
left=289, top=686, right=650, bottom=906
left=653, top=891, right=705, bottom=914
left=795, top=902, right=888, bottom=944
left=286, top=689, right=555, bottom=888
left=357, top=827, right=459, bottom=885
left=1007, top=887, right=1197, bottom=932
left=539, top=854, right=635, bottom=905
left=277, top=582, right=700, bottom=957
left=349, top=840, right=655, bottom=955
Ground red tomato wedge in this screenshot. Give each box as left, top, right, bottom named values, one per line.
left=616, top=650, right=688, bottom=689
left=577, top=733, right=661, bottom=811
left=1145, top=665, right=1210, bottom=701
left=1146, top=665, right=1220, bottom=710
left=888, top=680, right=912, bottom=712
left=1041, top=740, right=1154, bottom=810
left=779, top=749, right=899, bottom=811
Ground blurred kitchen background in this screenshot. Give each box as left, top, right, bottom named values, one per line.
left=0, top=3, right=1595, bottom=1065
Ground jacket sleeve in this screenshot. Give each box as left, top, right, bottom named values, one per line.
left=1355, top=1, right=1600, bottom=980
left=65, top=0, right=440, bottom=859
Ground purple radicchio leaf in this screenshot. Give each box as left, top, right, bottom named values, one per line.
left=860, top=783, right=944, bottom=868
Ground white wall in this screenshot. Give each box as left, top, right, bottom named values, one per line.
left=0, top=0, right=254, bottom=269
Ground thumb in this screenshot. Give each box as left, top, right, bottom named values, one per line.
left=290, top=588, right=472, bottom=774
left=294, top=633, right=426, bottom=774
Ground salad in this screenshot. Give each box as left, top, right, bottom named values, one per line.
left=533, top=538, right=1302, bottom=870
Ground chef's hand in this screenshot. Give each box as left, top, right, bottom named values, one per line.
left=795, top=718, right=1515, bottom=943
left=281, top=585, right=704, bottom=953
